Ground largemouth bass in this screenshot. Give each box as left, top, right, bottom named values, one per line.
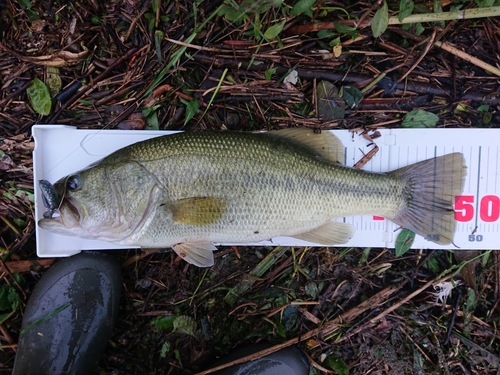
left=38, top=129, right=466, bottom=267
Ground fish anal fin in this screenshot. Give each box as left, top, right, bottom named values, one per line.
left=172, top=241, right=217, bottom=267
left=291, top=221, right=354, bottom=245
left=168, top=197, right=226, bottom=225
left=268, top=128, right=345, bottom=164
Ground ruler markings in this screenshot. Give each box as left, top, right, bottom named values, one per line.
left=495, top=146, right=499, bottom=198
left=33, top=127, right=500, bottom=255
left=474, top=147, right=482, bottom=232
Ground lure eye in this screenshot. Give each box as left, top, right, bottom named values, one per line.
left=66, top=174, right=82, bottom=191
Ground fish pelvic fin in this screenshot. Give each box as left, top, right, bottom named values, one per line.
left=390, top=152, right=467, bottom=245
left=172, top=241, right=217, bottom=267
left=291, top=221, right=354, bottom=245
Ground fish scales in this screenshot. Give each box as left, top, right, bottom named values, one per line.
left=39, top=129, right=466, bottom=267
left=102, top=131, right=402, bottom=245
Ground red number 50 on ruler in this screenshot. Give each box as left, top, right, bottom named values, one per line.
left=455, top=195, right=500, bottom=222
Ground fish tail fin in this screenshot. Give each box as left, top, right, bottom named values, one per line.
left=389, top=152, right=466, bottom=245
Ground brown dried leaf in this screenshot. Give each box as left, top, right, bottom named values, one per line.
left=0, top=42, right=89, bottom=67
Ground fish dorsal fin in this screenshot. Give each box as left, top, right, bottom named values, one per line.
left=268, top=128, right=345, bottom=164
left=172, top=241, right=217, bottom=267
left=168, top=197, right=226, bottom=225
left=291, top=221, right=354, bottom=245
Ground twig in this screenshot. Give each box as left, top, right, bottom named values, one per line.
left=336, top=273, right=453, bottom=343
left=0, top=258, right=26, bottom=299
left=286, top=6, right=500, bottom=34
left=399, top=325, right=435, bottom=365
left=399, top=29, right=436, bottom=83
left=192, top=54, right=496, bottom=102
left=435, top=40, right=500, bottom=77
left=47, top=48, right=139, bottom=123
left=387, top=6, right=500, bottom=26
left=223, top=246, right=290, bottom=306
left=196, top=283, right=403, bottom=375
left=121, top=251, right=153, bottom=268
left=0, top=258, right=54, bottom=273
left=0, top=323, right=15, bottom=348
left=444, top=287, right=462, bottom=345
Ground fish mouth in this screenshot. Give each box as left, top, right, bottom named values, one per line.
left=39, top=197, right=82, bottom=231
left=61, top=197, right=82, bottom=227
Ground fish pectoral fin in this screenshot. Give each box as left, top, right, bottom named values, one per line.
left=172, top=241, right=217, bottom=267
left=167, top=197, right=226, bottom=225
left=267, top=128, right=345, bottom=164
left=291, top=221, right=354, bottom=245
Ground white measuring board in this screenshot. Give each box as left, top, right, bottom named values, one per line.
left=32, top=125, right=500, bottom=257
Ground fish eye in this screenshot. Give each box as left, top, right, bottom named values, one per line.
left=66, top=174, right=82, bottom=191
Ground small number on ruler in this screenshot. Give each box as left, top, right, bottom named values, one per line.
left=454, top=195, right=500, bottom=222
left=468, top=234, right=483, bottom=242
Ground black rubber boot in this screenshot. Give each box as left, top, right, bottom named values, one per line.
left=13, top=252, right=121, bottom=375
left=212, top=343, right=310, bottom=375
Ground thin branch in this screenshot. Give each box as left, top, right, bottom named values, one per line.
left=286, top=6, right=500, bottom=34
left=436, top=40, right=500, bottom=77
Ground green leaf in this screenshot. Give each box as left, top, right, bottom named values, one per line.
left=264, top=20, right=285, bottom=40
left=154, top=30, right=164, bottom=63
left=324, top=355, right=350, bottom=375
left=0, top=312, right=14, bottom=325
left=180, top=98, right=199, bottom=125
left=276, top=321, right=286, bottom=338
left=145, top=112, right=159, bottom=130
left=7, top=287, right=20, bottom=311
left=0, top=285, right=11, bottom=311
left=395, top=228, right=415, bottom=257
left=401, top=109, right=439, bottom=128
left=172, top=315, right=197, bottom=336
left=316, top=80, right=345, bottom=121
left=398, top=0, right=414, bottom=22
left=415, top=22, right=425, bottom=35
left=265, top=67, right=277, bottom=80
left=342, top=86, right=363, bottom=108
left=483, top=111, right=492, bottom=124
left=476, top=0, right=495, bottom=6
left=434, top=0, right=443, bottom=13
left=465, top=288, right=476, bottom=313
left=151, top=315, right=175, bottom=330
left=372, top=0, right=389, bottom=38
left=160, top=340, right=171, bottom=358
left=0, top=284, right=20, bottom=311
left=45, top=66, right=62, bottom=97
left=15, top=188, right=34, bottom=203
left=333, top=21, right=359, bottom=39
left=317, top=29, right=337, bottom=39
left=142, top=105, right=161, bottom=130
left=426, top=255, right=440, bottom=273
left=27, top=78, right=52, bottom=116
left=218, top=5, right=247, bottom=22
left=477, top=104, right=490, bottom=112
left=305, top=282, right=319, bottom=299
left=290, top=0, right=315, bottom=17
